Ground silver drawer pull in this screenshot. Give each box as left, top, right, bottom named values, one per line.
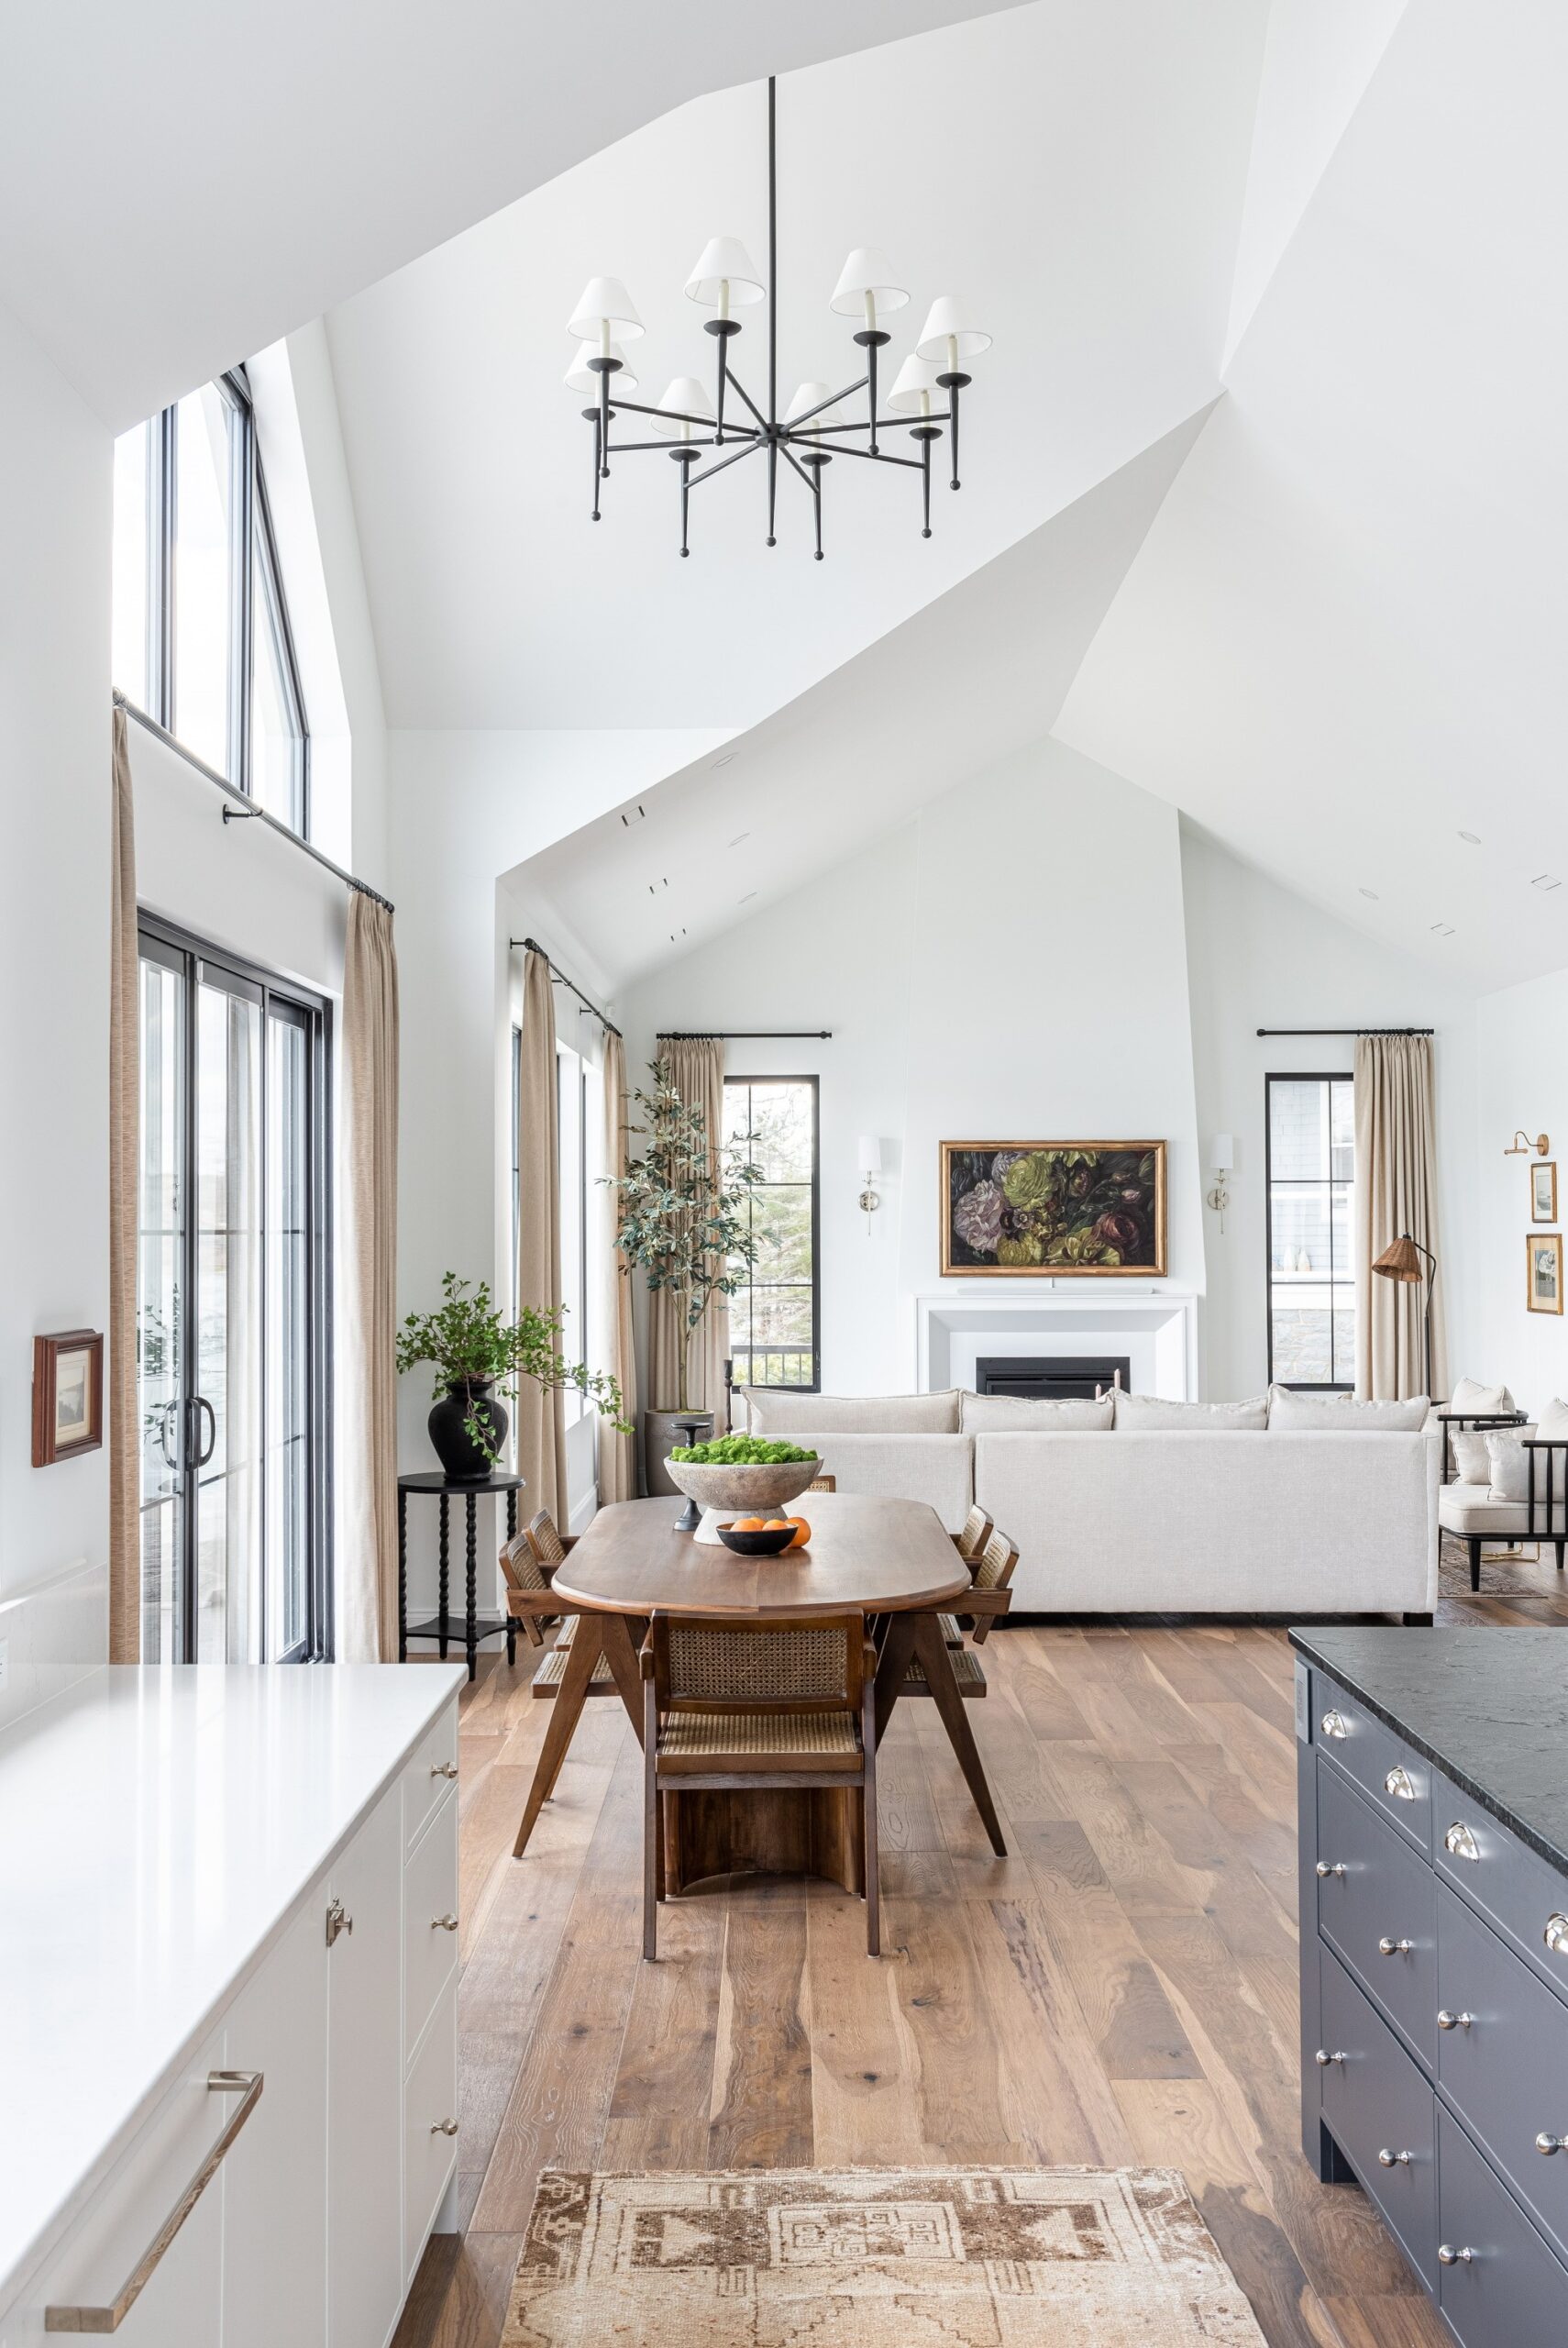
left=1376, top=2147, right=1411, bottom=2167
left=1546, top=1913, right=1568, bottom=1956
left=431, top=1760, right=459, bottom=1780
left=1384, top=1766, right=1418, bottom=1801
left=432, top=1912, right=458, bottom=1933
left=1320, top=1711, right=1350, bottom=1740
left=1378, top=1936, right=1415, bottom=1956
left=44, top=2071, right=263, bottom=2333
left=1437, top=2010, right=1474, bottom=2031
left=326, top=1897, right=352, bottom=1947
left=1444, top=1822, right=1481, bottom=1862
left=1315, top=1861, right=1347, bottom=1878
left=1438, top=2244, right=1475, bottom=2265
left=431, top=2117, right=459, bottom=2137
left=1536, top=2132, right=1568, bottom=2156
left=1314, top=2048, right=1346, bottom=2066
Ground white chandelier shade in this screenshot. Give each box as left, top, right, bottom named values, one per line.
left=784, top=381, right=845, bottom=431
left=915, top=295, right=991, bottom=365
left=567, top=275, right=644, bottom=343
left=651, top=377, right=715, bottom=439
left=887, top=353, right=943, bottom=415
left=563, top=342, right=638, bottom=396
left=829, top=247, right=910, bottom=322
left=684, top=237, right=765, bottom=309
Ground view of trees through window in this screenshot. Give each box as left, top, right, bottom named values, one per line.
left=1266, top=1074, right=1355, bottom=1387
left=723, top=1077, right=819, bottom=1390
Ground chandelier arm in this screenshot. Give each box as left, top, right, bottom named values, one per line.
left=590, top=413, right=601, bottom=521
left=686, top=437, right=767, bottom=491
left=723, top=367, right=771, bottom=435
left=767, top=75, right=778, bottom=428
left=604, top=394, right=738, bottom=433
left=794, top=438, right=923, bottom=472
left=784, top=378, right=867, bottom=430
left=777, top=441, right=817, bottom=495
left=767, top=440, right=778, bottom=545
left=606, top=437, right=723, bottom=455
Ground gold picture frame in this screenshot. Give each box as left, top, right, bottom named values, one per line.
left=941, top=1140, right=1168, bottom=1278
left=1531, top=1159, right=1558, bottom=1222
left=1526, top=1232, right=1563, bottom=1315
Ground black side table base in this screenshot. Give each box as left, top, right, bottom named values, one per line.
left=397, top=1472, right=526, bottom=1682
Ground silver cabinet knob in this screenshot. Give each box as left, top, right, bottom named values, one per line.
left=1438, top=2244, right=1475, bottom=2265
left=431, top=1760, right=459, bottom=1780
left=326, top=1898, right=353, bottom=1947
left=1377, top=1936, right=1415, bottom=1956
left=1536, top=2132, right=1568, bottom=2155
left=1437, top=2010, right=1474, bottom=2031
left=1444, top=1822, right=1480, bottom=1862
left=1320, top=1711, right=1350, bottom=1740
left=1384, top=1766, right=1418, bottom=1801
left=1377, top=2148, right=1411, bottom=2167
left=1316, top=1861, right=1347, bottom=1878
left=431, top=2118, right=458, bottom=2137
left=1545, top=1913, right=1568, bottom=1956
left=431, top=1913, right=458, bottom=1933
left=1314, top=2049, right=1346, bottom=2066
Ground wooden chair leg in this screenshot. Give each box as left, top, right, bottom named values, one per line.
left=1556, top=1542, right=1565, bottom=1571
left=873, top=1613, right=918, bottom=1745
left=644, top=1754, right=660, bottom=1962
left=655, top=1783, right=666, bottom=1901
left=861, top=1734, right=880, bottom=1959
left=1469, top=1536, right=1483, bottom=1593
left=912, top=1613, right=1007, bottom=1857
left=513, top=1621, right=601, bottom=1858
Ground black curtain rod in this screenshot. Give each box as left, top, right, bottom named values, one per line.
left=657, top=1029, right=833, bottom=1040
left=113, top=692, right=394, bottom=913
left=1255, top=1026, right=1433, bottom=1037
left=510, top=937, right=622, bottom=1037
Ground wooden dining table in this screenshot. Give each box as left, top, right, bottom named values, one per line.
left=544, top=1490, right=1003, bottom=1895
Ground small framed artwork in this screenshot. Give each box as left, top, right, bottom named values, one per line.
left=1526, top=1234, right=1563, bottom=1316
left=32, top=1330, right=105, bottom=1466
left=941, top=1140, right=1168, bottom=1277
left=1531, top=1160, right=1558, bottom=1222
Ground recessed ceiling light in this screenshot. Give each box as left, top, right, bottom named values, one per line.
left=1532, top=873, right=1562, bottom=891
left=727, top=832, right=750, bottom=848
left=1430, top=922, right=1456, bottom=936
left=712, top=752, right=739, bottom=770
left=1359, top=887, right=1380, bottom=901
left=620, top=803, right=646, bottom=827
left=1458, top=830, right=1481, bottom=845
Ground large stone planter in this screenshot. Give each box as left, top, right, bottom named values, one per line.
left=643, top=1409, right=713, bottom=1498
left=663, top=1456, right=823, bottom=1532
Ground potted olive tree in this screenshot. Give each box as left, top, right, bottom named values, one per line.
left=607, top=1061, right=760, bottom=1486
left=397, top=1271, right=626, bottom=1481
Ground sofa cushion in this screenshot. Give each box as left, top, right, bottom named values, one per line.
left=1452, top=1429, right=1493, bottom=1486
left=1267, top=1387, right=1429, bottom=1432
left=772, top=1432, right=973, bottom=1530
left=1450, top=1376, right=1516, bottom=1415
left=961, top=1391, right=1112, bottom=1431
left=742, top=1387, right=961, bottom=1435
left=1114, top=1393, right=1267, bottom=1431
left=1439, top=1484, right=1536, bottom=1536
left=1537, top=1398, right=1568, bottom=1442
left=1485, top=1429, right=1534, bottom=1501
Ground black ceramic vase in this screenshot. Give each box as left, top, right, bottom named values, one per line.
left=427, top=1379, right=508, bottom=1482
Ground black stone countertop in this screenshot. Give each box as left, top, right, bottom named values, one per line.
left=1290, top=1628, right=1568, bottom=1876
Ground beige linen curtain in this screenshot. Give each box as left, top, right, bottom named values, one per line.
left=598, top=1032, right=639, bottom=1502
left=1354, top=1033, right=1447, bottom=1401
left=339, top=891, right=401, bottom=1662
left=515, top=949, right=568, bottom=1520
left=108, top=709, right=140, bottom=1662
left=647, top=1035, right=728, bottom=1420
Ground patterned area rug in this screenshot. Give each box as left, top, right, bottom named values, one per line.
left=503, top=2166, right=1266, bottom=2343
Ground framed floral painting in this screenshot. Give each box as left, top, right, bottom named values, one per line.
left=941, top=1140, right=1167, bottom=1277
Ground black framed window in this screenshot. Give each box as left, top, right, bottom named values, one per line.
left=112, top=368, right=310, bottom=835
left=1265, top=1073, right=1355, bottom=1389
left=723, top=1076, right=819, bottom=1390
left=138, top=914, right=332, bottom=1663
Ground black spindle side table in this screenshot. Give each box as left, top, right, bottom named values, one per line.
left=397, top=1470, right=525, bottom=1680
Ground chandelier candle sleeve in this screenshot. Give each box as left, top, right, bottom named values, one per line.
left=564, top=76, right=988, bottom=557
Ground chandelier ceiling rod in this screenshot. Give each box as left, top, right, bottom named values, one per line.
left=564, top=77, right=991, bottom=559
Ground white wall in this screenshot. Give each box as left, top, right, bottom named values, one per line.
left=0, top=299, right=111, bottom=1631
left=1181, top=822, right=1480, bottom=1401
left=1473, top=967, right=1568, bottom=1417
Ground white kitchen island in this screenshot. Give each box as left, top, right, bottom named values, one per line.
left=0, top=1662, right=465, bottom=2345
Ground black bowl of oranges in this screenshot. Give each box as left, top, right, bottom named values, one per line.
left=714, top=1514, right=811, bottom=1557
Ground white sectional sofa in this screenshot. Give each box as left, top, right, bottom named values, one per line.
left=736, top=1386, right=1441, bottom=1619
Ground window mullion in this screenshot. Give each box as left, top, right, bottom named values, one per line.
left=151, top=406, right=176, bottom=727
left=231, top=386, right=255, bottom=796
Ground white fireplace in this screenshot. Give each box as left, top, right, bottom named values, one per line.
left=913, top=1288, right=1198, bottom=1401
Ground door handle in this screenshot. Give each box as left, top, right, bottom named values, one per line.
left=193, top=1394, right=216, bottom=1468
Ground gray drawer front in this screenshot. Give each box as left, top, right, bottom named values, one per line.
left=1318, top=1760, right=1437, bottom=2066
left=1319, top=1945, right=1436, bottom=2281
left=1437, top=1881, right=1568, bottom=2263
left=1436, top=2105, right=1568, bottom=2346
left=1312, top=1670, right=1431, bottom=1853
left=1434, top=1771, right=1568, bottom=2010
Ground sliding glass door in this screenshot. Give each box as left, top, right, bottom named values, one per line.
left=138, top=920, right=329, bottom=1662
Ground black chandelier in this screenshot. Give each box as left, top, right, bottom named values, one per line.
left=564, top=77, right=991, bottom=559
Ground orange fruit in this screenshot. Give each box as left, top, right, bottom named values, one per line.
left=733, top=1515, right=766, bottom=1532
left=763, top=1518, right=790, bottom=1531
left=785, top=1516, right=811, bottom=1549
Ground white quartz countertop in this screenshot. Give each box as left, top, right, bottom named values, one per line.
left=0, top=1662, right=464, bottom=2313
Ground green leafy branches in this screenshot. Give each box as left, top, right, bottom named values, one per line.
left=395, top=1271, right=628, bottom=1466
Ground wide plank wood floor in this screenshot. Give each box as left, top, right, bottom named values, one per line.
left=394, top=1538, right=1568, bottom=2348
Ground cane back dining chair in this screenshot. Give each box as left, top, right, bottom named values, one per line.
left=640, top=1611, right=880, bottom=1960
left=502, top=1510, right=621, bottom=1859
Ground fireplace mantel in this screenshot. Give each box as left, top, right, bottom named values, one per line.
left=913, top=1288, right=1198, bottom=1401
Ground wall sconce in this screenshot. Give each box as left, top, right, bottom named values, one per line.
left=1206, top=1135, right=1234, bottom=1235
left=1505, top=1129, right=1551, bottom=1157
left=857, top=1135, right=883, bottom=1233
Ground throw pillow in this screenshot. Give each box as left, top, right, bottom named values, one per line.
left=1451, top=1429, right=1493, bottom=1486
left=1267, top=1387, right=1430, bottom=1432
left=743, top=1387, right=961, bottom=1435
left=1485, top=1429, right=1534, bottom=1502
left=960, top=1392, right=1113, bottom=1431
left=1450, top=1375, right=1516, bottom=1415
left=1536, top=1397, right=1568, bottom=1443
left=1114, top=1394, right=1268, bottom=1431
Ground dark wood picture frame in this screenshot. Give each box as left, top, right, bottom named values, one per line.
left=32, top=1329, right=105, bottom=1466
left=1526, top=1233, right=1563, bottom=1316
left=940, top=1139, right=1168, bottom=1278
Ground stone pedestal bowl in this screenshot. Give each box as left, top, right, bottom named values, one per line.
left=663, top=1456, right=823, bottom=1539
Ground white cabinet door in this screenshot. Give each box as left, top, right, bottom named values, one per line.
left=222, top=1898, right=329, bottom=2348
left=326, top=1786, right=403, bottom=2348
left=403, top=1981, right=458, bottom=2291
